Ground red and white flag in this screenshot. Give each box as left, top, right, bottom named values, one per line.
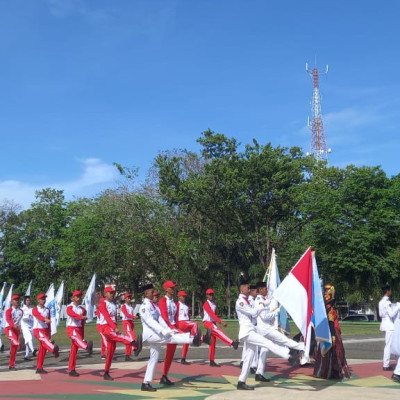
left=273, top=247, right=313, bottom=342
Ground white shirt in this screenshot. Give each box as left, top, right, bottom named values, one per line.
left=235, top=293, right=263, bottom=340
left=66, top=303, right=86, bottom=327
left=4, top=307, right=23, bottom=328
left=177, top=301, right=190, bottom=321
left=139, top=298, right=168, bottom=341
left=21, top=305, right=34, bottom=329
left=255, top=294, right=279, bottom=332
left=203, top=300, right=217, bottom=322
left=379, top=295, right=398, bottom=332
left=98, top=300, right=117, bottom=326
left=33, top=306, right=50, bottom=329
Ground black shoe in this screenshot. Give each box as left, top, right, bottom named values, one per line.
left=210, top=361, right=220, bottom=367
left=125, top=355, right=133, bottom=361
left=181, top=358, right=191, bottom=365
left=103, top=372, right=113, bottom=381
left=24, top=357, right=32, bottom=361
left=134, top=334, right=143, bottom=357
left=250, top=367, right=256, bottom=375
left=192, top=330, right=202, bottom=347
left=36, top=368, right=48, bottom=374
left=0, top=344, right=4, bottom=352
left=9, top=366, right=17, bottom=371
left=203, top=328, right=212, bottom=345
left=53, top=345, right=59, bottom=358
left=32, top=349, right=38, bottom=357
left=237, top=381, right=255, bottom=390
left=141, top=383, right=157, bottom=392
left=87, top=340, right=93, bottom=355
left=232, top=340, right=239, bottom=350
left=160, top=375, right=174, bottom=385
left=288, top=349, right=303, bottom=366
left=383, top=366, right=395, bottom=371
left=69, top=370, right=80, bottom=377
left=255, top=374, right=270, bottom=382
left=393, top=373, right=400, bottom=383
left=101, top=355, right=106, bottom=360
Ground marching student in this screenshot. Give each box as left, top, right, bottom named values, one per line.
left=158, top=280, right=180, bottom=385
left=236, top=281, right=303, bottom=390
left=32, top=292, right=60, bottom=374
left=254, top=281, right=304, bottom=382
left=140, top=283, right=203, bottom=392
left=66, top=290, right=94, bottom=377
left=97, top=286, right=142, bottom=380
left=176, top=290, right=199, bottom=364
left=120, top=292, right=138, bottom=361
left=4, top=294, right=23, bottom=370
left=202, top=288, right=239, bottom=367
left=96, top=298, right=107, bottom=359
left=21, top=296, right=37, bottom=361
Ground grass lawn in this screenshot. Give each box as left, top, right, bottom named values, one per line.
left=44, top=319, right=381, bottom=348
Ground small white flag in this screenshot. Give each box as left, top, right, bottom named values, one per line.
left=83, top=274, right=96, bottom=323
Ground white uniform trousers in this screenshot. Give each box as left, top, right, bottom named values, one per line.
left=241, top=342, right=259, bottom=368
left=238, top=331, right=290, bottom=382
left=256, top=327, right=304, bottom=375
left=144, top=332, right=192, bottom=384
left=383, top=330, right=394, bottom=368
left=21, top=324, right=34, bottom=354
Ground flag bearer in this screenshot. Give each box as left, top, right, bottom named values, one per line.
left=21, top=296, right=37, bottom=360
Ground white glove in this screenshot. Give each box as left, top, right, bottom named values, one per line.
left=161, top=328, right=172, bottom=338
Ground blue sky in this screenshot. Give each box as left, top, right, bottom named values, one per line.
left=1, top=0, right=400, bottom=208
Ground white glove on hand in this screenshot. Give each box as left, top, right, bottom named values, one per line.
left=161, top=328, right=172, bottom=338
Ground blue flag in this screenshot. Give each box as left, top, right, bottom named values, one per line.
left=311, top=252, right=332, bottom=355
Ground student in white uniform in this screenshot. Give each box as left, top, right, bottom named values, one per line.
left=235, top=281, right=303, bottom=390
left=379, top=284, right=398, bottom=370
left=254, top=281, right=304, bottom=381
left=139, top=283, right=204, bottom=392
left=21, top=296, right=37, bottom=361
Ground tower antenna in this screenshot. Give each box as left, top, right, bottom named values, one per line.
left=305, top=62, right=331, bottom=161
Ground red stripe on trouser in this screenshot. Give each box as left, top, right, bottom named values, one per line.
left=97, top=324, right=107, bottom=356
left=5, top=327, right=20, bottom=367
left=122, top=320, right=137, bottom=356
left=203, top=321, right=233, bottom=362
left=100, top=325, right=133, bottom=372
left=177, top=320, right=198, bottom=359
left=33, top=328, right=55, bottom=369
left=67, top=326, right=88, bottom=371
left=162, top=343, right=177, bottom=375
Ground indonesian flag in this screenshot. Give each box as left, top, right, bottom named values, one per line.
left=273, top=247, right=313, bottom=343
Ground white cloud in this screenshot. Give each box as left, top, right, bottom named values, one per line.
left=0, top=158, right=119, bottom=209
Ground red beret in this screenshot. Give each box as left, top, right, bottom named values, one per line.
left=104, top=286, right=115, bottom=293
left=124, top=293, right=132, bottom=299
left=72, top=290, right=83, bottom=297
left=11, top=294, right=20, bottom=300
left=178, top=290, right=188, bottom=297
left=163, top=280, right=177, bottom=290
left=37, top=293, right=47, bottom=300
left=206, top=288, right=214, bottom=295
left=153, top=291, right=160, bottom=296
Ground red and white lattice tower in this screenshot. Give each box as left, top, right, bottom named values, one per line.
left=306, top=63, right=330, bottom=161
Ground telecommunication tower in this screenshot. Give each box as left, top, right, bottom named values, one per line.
left=306, top=63, right=331, bottom=161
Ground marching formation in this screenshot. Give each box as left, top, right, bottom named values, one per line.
left=13, top=247, right=400, bottom=391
